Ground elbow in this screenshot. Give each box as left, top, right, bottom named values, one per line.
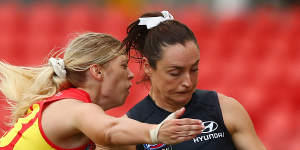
left=103, top=121, right=119, bottom=145
left=104, top=129, right=114, bottom=145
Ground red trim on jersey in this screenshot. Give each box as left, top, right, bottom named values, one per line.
left=37, top=88, right=93, bottom=150
left=45, top=88, right=92, bottom=103
left=1, top=88, right=93, bottom=150
left=1, top=112, right=39, bottom=149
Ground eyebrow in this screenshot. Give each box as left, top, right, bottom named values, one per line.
left=166, top=60, right=199, bottom=69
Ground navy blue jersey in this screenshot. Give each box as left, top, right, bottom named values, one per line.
left=127, top=89, right=237, bottom=150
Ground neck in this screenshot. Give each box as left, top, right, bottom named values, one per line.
left=149, top=88, right=186, bottom=112
left=78, top=86, right=98, bottom=103
left=79, top=86, right=114, bottom=110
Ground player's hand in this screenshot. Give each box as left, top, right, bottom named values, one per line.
left=155, top=107, right=205, bottom=144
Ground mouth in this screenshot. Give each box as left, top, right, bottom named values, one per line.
left=128, top=84, right=132, bottom=90
left=176, top=90, right=193, bottom=95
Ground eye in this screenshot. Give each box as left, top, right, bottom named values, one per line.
left=191, top=68, right=198, bottom=72
left=170, top=73, right=179, bottom=76
left=169, top=70, right=181, bottom=77
left=121, top=64, right=128, bottom=69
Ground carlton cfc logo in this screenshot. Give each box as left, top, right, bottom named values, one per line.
left=143, top=144, right=172, bottom=150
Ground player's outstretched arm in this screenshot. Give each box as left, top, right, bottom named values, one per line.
left=73, top=103, right=204, bottom=146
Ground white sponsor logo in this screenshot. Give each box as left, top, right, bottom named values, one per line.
left=193, top=132, right=225, bottom=143
left=192, top=121, right=225, bottom=143
left=202, top=121, right=218, bottom=133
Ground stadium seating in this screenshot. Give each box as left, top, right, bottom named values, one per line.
left=0, top=3, right=298, bottom=150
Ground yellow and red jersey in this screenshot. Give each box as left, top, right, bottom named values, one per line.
left=0, top=88, right=95, bottom=150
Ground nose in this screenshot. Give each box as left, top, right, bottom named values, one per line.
left=182, top=72, right=192, bottom=88
left=128, top=68, right=134, bottom=80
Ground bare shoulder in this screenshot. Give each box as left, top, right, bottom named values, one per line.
left=217, top=93, right=266, bottom=150
left=42, top=98, right=85, bottom=126
left=47, top=99, right=107, bottom=128
left=42, top=98, right=106, bottom=135
left=42, top=99, right=102, bottom=146
left=217, top=93, right=247, bottom=116
left=217, top=93, right=250, bottom=133
left=217, top=93, right=242, bottom=110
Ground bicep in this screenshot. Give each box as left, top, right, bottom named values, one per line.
left=72, top=103, right=152, bottom=146
left=72, top=103, right=118, bottom=145
left=218, top=93, right=266, bottom=150
left=229, top=105, right=265, bottom=150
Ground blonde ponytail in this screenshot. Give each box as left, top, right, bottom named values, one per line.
left=0, top=62, right=67, bottom=125
left=0, top=32, right=124, bottom=125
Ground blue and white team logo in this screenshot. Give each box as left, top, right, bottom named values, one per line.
left=143, top=144, right=172, bottom=150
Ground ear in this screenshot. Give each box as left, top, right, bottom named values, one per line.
left=89, top=64, right=104, bottom=81
left=142, top=57, right=152, bottom=77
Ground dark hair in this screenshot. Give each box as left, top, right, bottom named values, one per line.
left=122, top=11, right=198, bottom=69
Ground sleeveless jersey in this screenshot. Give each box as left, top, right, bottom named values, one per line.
left=127, top=89, right=237, bottom=150
left=0, top=88, right=95, bottom=150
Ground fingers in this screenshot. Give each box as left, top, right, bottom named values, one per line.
left=175, top=124, right=204, bottom=133
left=156, top=108, right=206, bottom=145
left=157, top=118, right=205, bottom=145
left=174, top=107, right=185, bottom=118
left=173, top=118, right=203, bottom=126
left=171, top=119, right=205, bottom=137
left=172, top=128, right=203, bottom=137
left=163, top=130, right=199, bottom=145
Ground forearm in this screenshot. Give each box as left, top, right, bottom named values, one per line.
left=105, top=117, right=154, bottom=145
left=75, top=104, right=203, bottom=146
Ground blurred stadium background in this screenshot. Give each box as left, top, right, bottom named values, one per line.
left=0, top=0, right=299, bottom=149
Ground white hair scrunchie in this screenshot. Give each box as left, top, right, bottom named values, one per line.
left=49, top=58, right=67, bottom=79
left=138, top=10, right=174, bottom=29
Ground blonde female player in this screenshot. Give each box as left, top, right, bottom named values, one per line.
left=0, top=32, right=204, bottom=150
